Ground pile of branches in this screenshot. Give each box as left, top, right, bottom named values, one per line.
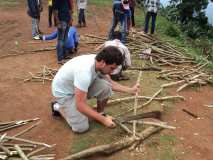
left=24, top=66, right=57, bottom=83
left=159, top=62, right=213, bottom=92
left=81, top=30, right=212, bottom=91
left=0, top=118, right=55, bottom=160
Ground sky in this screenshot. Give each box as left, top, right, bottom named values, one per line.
left=160, top=0, right=213, bottom=25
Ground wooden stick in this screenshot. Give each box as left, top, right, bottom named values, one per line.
left=61, top=126, right=162, bottom=160
left=0, top=135, right=51, bottom=148
left=113, top=119, right=141, bottom=138
left=133, top=71, right=142, bottom=137
left=0, top=144, right=12, bottom=156
left=13, top=121, right=41, bottom=138
left=128, top=66, right=162, bottom=71
left=108, top=95, right=185, bottom=105
left=27, top=144, right=55, bottom=157
left=0, top=47, right=55, bottom=59
left=14, top=145, right=29, bottom=160
left=118, top=111, right=161, bottom=123
left=182, top=109, right=198, bottom=118
left=141, top=88, right=163, bottom=107
left=128, top=120, right=176, bottom=129
left=3, top=143, right=36, bottom=148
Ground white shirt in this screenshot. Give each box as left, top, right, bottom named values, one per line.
left=145, top=0, right=160, bottom=13
left=77, top=0, right=88, bottom=9
left=52, top=54, right=97, bottom=97
left=103, top=39, right=131, bottom=75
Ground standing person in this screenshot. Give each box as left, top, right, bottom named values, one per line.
left=129, top=0, right=135, bottom=27
left=144, top=0, right=160, bottom=34
left=40, top=26, right=79, bottom=56
left=53, top=0, right=73, bottom=64
left=27, top=0, right=43, bottom=40
left=76, top=0, right=88, bottom=27
left=108, top=0, right=130, bottom=44
left=51, top=46, right=140, bottom=133
left=96, top=31, right=131, bottom=81
left=48, top=0, right=56, bottom=27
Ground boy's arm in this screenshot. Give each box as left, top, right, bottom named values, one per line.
left=75, top=87, right=116, bottom=128
left=42, top=30, right=58, bottom=40
left=105, top=75, right=140, bottom=95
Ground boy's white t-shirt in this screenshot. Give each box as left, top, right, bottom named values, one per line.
left=52, top=54, right=97, bottom=97
left=77, top=0, right=88, bottom=9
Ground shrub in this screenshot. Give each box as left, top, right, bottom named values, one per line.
left=165, top=24, right=180, bottom=37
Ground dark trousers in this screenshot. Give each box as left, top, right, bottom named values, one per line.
left=57, top=21, right=69, bottom=61
left=130, top=7, right=135, bottom=27
left=48, top=6, right=56, bottom=27
left=78, top=9, right=86, bottom=25
left=144, top=12, right=157, bottom=34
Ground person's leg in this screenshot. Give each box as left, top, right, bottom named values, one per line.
left=130, top=7, right=135, bottom=27
left=32, top=18, right=39, bottom=37
left=55, top=96, right=89, bottom=133
left=56, top=21, right=69, bottom=62
left=144, top=12, right=151, bottom=33
left=78, top=9, right=83, bottom=27
left=48, top=6, right=53, bottom=27
left=151, top=12, right=157, bottom=34
left=108, top=16, right=118, bottom=40
left=120, top=16, right=127, bottom=43
left=126, top=10, right=131, bottom=32
left=82, top=9, right=86, bottom=27
left=87, top=78, right=112, bottom=113
left=73, top=31, right=79, bottom=52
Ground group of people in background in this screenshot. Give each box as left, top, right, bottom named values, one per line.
left=26, top=0, right=160, bottom=64
left=27, top=0, right=88, bottom=64
left=26, top=0, right=160, bottom=79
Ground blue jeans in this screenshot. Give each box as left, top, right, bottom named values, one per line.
left=78, top=9, right=86, bottom=25
left=144, top=12, right=157, bottom=34
left=108, top=15, right=127, bottom=43
left=32, top=18, right=40, bottom=37
left=57, top=21, right=69, bottom=61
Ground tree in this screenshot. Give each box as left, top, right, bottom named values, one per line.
left=170, top=0, right=209, bottom=24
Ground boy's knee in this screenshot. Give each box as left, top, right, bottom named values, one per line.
left=98, top=84, right=111, bottom=100
left=72, top=124, right=89, bottom=133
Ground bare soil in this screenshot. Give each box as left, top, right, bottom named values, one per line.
left=0, top=1, right=212, bottom=160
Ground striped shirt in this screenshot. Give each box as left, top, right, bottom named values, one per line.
left=145, top=0, right=160, bottom=13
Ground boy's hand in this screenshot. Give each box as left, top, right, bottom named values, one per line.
left=103, top=115, right=116, bottom=128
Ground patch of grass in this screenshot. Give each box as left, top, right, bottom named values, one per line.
left=89, top=0, right=111, bottom=6
left=70, top=120, right=123, bottom=154
left=71, top=135, right=94, bottom=153
left=158, top=148, right=176, bottom=160
left=159, top=135, right=177, bottom=145
left=146, top=135, right=178, bottom=160
left=0, top=0, right=20, bottom=7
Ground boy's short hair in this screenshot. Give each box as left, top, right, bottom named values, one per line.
left=95, top=46, right=123, bottom=65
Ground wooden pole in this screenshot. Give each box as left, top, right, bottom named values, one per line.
left=61, top=126, right=162, bottom=160
left=133, top=71, right=142, bottom=137
left=14, top=145, right=29, bottom=160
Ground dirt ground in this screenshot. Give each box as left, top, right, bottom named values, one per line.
left=0, top=1, right=213, bottom=160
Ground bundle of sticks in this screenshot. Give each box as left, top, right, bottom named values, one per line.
left=159, top=62, right=213, bottom=92
left=81, top=31, right=212, bottom=92
left=0, top=118, right=55, bottom=160
left=24, top=66, right=57, bottom=84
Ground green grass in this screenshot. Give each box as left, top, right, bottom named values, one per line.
left=89, top=0, right=112, bottom=6
left=0, top=0, right=20, bottom=7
